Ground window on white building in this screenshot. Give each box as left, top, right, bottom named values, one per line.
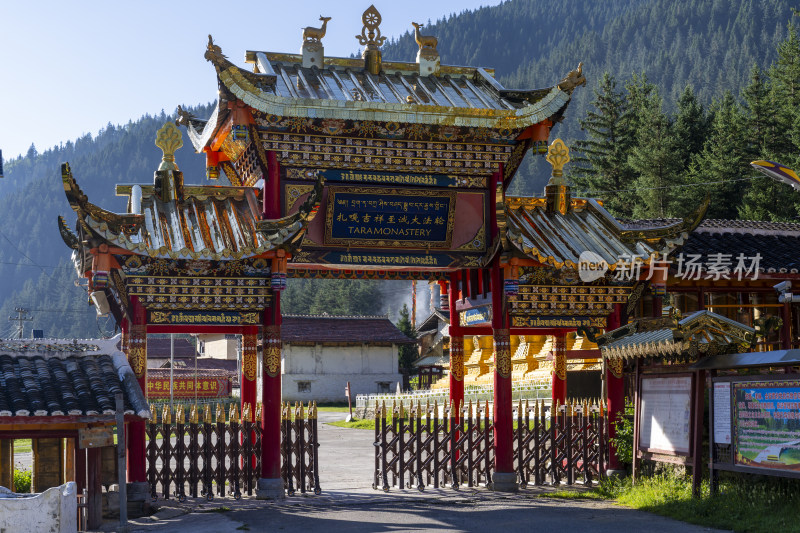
left=377, top=381, right=391, bottom=393
left=297, top=381, right=311, bottom=393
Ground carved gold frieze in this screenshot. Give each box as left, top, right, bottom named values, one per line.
left=285, top=184, right=315, bottom=211
left=493, top=330, right=512, bottom=379
left=607, top=356, right=623, bottom=379
left=242, top=334, right=258, bottom=381
left=129, top=325, right=147, bottom=379
left=449, top=336, right=464, bottom=382
left=553, top=335, right=567, bottom=381
left=263, top=325, right=281, bottom=378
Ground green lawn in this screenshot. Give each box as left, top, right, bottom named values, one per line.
left=13, top=439, right=31, bottom=454
left=327, top=419, right=376, bottom=430
left=592, top=474, right=800, bottom=533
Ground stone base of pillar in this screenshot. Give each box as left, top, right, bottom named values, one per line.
left=126, top=481, right=151, bottom=518
left=605, top=469, right=627, bottom=478
left=491, top=471, right=518, bottom=493
left=255, top=477, right=285, bottom=500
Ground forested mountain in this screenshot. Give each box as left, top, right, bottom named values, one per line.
left=383, top=0, right=798, bottom=193
left=2, top=0, right=798, bottom=338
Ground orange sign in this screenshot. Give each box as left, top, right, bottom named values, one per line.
left=146, top=377, right=230, bottom=398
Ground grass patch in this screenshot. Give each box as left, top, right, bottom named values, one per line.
left=327, top=419, right=376, bottom=430
left=538, top=489, right=604, bottom=500
left=593, top=474, right=800, bottom=533
left=316, top=406, right=351, bottom=413
left=13, top=439, right=31, bottom=454
left=199, top=506, right=232, bottom=513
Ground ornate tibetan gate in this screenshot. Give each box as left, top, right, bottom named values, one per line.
left=59, top=6, right=709, bottom=499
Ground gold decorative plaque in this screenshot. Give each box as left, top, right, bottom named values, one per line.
left=449, top=336, right=464, bottom=382
left=493, top=329, right=512, bottom=379
left=242, top=334, right=258, bottom=381
left=263, top=325, right=281, bottom=378
left=553, top=335, right=567, bottom=381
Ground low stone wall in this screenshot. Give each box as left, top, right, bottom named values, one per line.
left=0, top=482, right=77, bottom=533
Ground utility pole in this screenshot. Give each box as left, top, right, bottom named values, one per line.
left=8, top=307, right=33, bottom=339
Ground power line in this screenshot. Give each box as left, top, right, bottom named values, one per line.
left=575, top=174, right=766, bottom=196
left=0, top=227, right=50, bottom=276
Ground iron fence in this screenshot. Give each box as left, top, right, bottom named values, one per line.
left=373, top=399, right=606, bottom=491
left=146, top=402, right=320, bottom=500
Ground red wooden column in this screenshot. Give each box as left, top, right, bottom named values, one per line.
left=126, top=298, right=148, bottom=486
left=241, top=327, right=258, bottom=414
left=257, top=299, right=284, bottom=499
left=605, top=303, right=625, bottom=474
left=551, top=333, right=567, bottom=405
left=447, top=273, right=464, bottom=415
left=489, top=261, right=516, bottom=491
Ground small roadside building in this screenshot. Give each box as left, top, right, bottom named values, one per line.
left=0, top=336, right=149, bottom=528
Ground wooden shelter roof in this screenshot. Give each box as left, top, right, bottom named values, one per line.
left=597, top=310, right=755, bottom=361
left=0, top=337, right=149, bottom=420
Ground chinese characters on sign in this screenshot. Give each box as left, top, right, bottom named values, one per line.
left=325, top=187, right=455, bottom=248
left=146, top=377, right=230, bottom=398
left=733, top=380, right=800, bottom=471
left=581, top=252, right=763, bottom=282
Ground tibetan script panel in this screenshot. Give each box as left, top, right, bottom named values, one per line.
left=324, top=187, right=456, bottom=249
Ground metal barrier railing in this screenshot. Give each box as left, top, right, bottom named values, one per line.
left=373, top=399, right=607, bottom=491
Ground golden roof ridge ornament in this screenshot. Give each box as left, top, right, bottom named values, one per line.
left=545, top=139, right=571, bottom=215
left=412, top=22, right=440, bottom=76
left=156, top=122, right=183, bottom=172
left=301, top=16, right=331, bottom=68
left=356, top=5, right=386, bottom=75
left=557, top=63, right=586, bottom=94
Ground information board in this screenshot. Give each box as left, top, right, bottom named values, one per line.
left=639, top=375, right=693, bottom=455
left=713, top=382, right=732, bottom=445
left=732, top=379, right=800, bottom=471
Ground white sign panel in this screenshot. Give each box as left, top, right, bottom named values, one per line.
left=713, top=381, right=732, bottom=445
left=640, top=376, right=692, bottom=455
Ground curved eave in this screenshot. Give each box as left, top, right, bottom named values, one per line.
left=502, top=195, right=709, bottom=270
left=208, top=54, right=572, bottom=130
left=185, top=105, right=227, bottom=152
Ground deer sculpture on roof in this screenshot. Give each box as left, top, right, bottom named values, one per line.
left=303, top=16, right=331, bottom=43
left=411, top=22, right=438, bottom=51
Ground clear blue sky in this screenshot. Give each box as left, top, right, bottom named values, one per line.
left=0, top=1, right=503, bottom=160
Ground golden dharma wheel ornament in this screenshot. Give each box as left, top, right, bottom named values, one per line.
left=155, top=122, right=183, bottom=171
left=545, top=138, right=570, bottom=178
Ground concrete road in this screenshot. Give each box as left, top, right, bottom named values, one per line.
left=101, top=411, right=724, bottom=533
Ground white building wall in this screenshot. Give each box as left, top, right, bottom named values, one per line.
left=280, top=342, right=401, bottom=402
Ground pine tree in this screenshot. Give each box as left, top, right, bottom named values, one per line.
left=688, top=92, right=750, bottom=220
left=628, top=91, right=684, bottom=219
left=572, top=72, right=637, bottom=217
left=769, top=21, right=800, bottom=157
left=395, top=304, right=416, bottom=374
left=742, top=64, right=776, bottom=158
left=673, top=85, right=710, bottom=169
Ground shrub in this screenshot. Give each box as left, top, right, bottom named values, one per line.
left=609, top=402, right=634, bottom=465
left=13, top=469, right=31, bottom=493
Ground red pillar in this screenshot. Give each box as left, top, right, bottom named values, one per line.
left=241, top=328, right=258, bottom=414
left=551, top=333, right=567, bottom=405
left=126, top=299, right=147, bottom=483
left=257, top=297, right=284, bottom=499
left=489, top=261, right=516, bottom=491
left=447, top=273, right=464, bottom=415
left=605, top=303, right=625, bottom=473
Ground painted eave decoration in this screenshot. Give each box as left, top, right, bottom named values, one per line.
left=598, top=310, right=755, bottom=361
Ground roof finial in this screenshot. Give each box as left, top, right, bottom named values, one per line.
left=545, top=138, right=571, bottom=215
left=356, top=5, right=386, bottom=75
left=412, top=22, right=440, bottom=76
left=301, top=16, right=331, bottom=68
left=155, top=122, right=183, bottom=172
